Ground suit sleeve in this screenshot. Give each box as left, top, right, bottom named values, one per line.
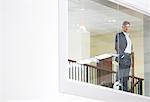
left=115, top=33, right=124, bottom=56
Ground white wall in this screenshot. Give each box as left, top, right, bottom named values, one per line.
left=118, top=0, right=150, bottom=11
left=0, top=0, right=149, bottom=102
left=0, top=0, right=104, bottom=102
left=111, top=0, right=150, bottom=16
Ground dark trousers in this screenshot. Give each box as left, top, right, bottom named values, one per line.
left=119, top=65, right=130, bottom=91
left=116, top=54, right=131, bottom=91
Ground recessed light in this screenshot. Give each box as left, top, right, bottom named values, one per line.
left=80, top=8, right=85, bottom=11
left=77, top=24, right=80, bottom=27
left=112, top=19, right=116, bottom=22
left=108, top=19, right=116, bottom=23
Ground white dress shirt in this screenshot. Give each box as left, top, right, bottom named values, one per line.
left=123, top=32, right=132, bottom=54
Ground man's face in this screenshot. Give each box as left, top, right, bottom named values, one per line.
left=122, top=24, right=130, bottom=33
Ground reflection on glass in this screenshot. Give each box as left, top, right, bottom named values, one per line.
left=68, top=0, right=150, bottom=96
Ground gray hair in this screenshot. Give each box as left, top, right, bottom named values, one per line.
left=122, top=21, right=130, bottom=26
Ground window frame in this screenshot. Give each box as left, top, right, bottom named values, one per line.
left=58, top=0, right=150, bottom=101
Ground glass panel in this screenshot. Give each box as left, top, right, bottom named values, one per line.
left=116, top=5, right=144, bottom=94
left=68, top=0, right=118, bottom=87
left=68, top=0, right=150, bottom=97
left=144, top=15, right=150, bottom=97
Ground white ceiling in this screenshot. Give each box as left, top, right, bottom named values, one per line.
left=69, top=0, right=143, bottom=35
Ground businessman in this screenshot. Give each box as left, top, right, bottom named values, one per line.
left=115, top=21, right=132, bottom=92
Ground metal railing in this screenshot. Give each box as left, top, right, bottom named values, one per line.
left=129, top=76, right=144, bottom=95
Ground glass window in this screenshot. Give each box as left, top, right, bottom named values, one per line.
left=68, top=0, right=150, bottom=97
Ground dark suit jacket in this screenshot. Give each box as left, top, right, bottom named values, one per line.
left=115, top=32, right=131, bottom=66
left=115, top=32, right=127, bottom=56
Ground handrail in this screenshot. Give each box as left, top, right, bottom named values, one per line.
left=129, top=76, right=144, bottom=81
left=68, top=59, right=144, bottom=81
left=68, top=59, right=116, bottom=73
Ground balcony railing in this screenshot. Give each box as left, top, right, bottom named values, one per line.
left=68, top=59, right=116, bottom=87
left=68, top=53, right=144, bottom=95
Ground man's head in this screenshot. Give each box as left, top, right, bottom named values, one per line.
left=122, top=21, right=130, bottom=33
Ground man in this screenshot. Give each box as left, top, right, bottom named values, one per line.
left=115, top=21, right=132, bottom=92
